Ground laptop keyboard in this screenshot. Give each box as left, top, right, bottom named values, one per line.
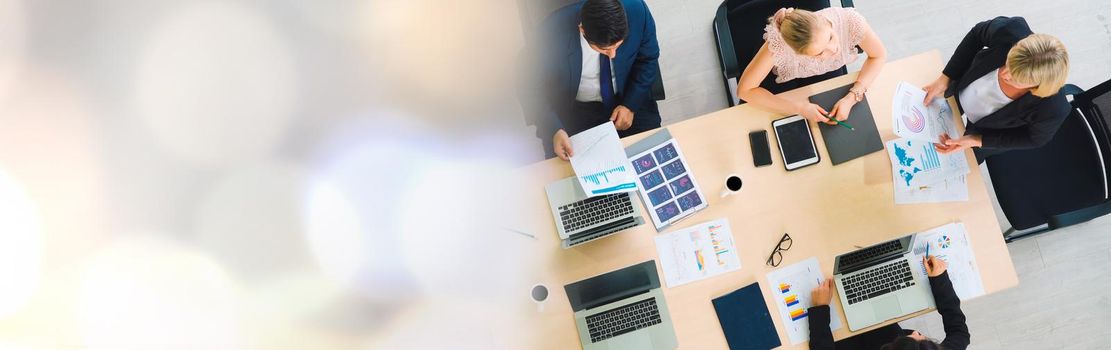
left=585, top=298, right=662, bottom=343
left=840, top=240, right=903, bottom=267
left=558, top=193, right=634, bottom=233
left=842, top=259, right=916, bottom=305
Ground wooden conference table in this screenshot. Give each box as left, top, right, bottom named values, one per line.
left=508, top=51, right=1018, bottom=349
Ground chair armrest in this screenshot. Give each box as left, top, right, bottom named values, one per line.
left=713, top=3, right=740, bottom=79
left=1049, top=200, right=1111, bottom=228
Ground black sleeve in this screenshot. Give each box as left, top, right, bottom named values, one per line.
left=929, top=271, right=970, bottom=350
left=979, top=95, right=1071, bottom=149
left=942, top=17, right=1031, bottom=83
left=807, top=305, right=836, bottom=350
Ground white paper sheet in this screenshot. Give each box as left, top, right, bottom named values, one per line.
left=568, top=123, right=637, bottom=196
left=894, top=175, right=969, bottom=205
left=886, top=138, right=970, bottom=188
left=654, top=218, right=741, bottom=288
left=765, top=257, right=842, bottom=345
left=910, top=222, right=986, bottom=300
left=892, top=82, right=960, bottom=143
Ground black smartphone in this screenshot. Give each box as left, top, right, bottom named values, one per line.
left=749, top=130, right=773, bottom=167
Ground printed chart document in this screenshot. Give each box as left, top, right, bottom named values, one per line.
left=892, top=82, right=960, bottom=143
left=765, top=257, right=842, bottom=345
left=894, top=175, right=969, bottom=205
left=910, top=222, right=985, bottom=300
left=886, top=138, right=970, bottom=189
left=628, top=131, right=707, bottom=230
left=569, top=123, right=637, bottom=196
left=654, top=218, right=741, bottom=288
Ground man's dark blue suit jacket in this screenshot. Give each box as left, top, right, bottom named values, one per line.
left=526, top=0, right=660, bottom=140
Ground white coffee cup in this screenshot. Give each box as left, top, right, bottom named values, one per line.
left=720, top=174, right=743, bottom=198
left=531, top=284, right=549, bottom=312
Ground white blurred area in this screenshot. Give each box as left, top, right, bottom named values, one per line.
left=0, top=0, right=541, bottom=349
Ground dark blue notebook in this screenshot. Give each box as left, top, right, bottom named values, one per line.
left=712, top=282, right=781, bottom=350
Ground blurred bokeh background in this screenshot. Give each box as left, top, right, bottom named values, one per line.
left=0, top=0, right=541, bottom=348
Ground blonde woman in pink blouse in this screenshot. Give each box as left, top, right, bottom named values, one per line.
left=737, top=7, right=887, bottom=124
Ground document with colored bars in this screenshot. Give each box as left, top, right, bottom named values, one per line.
left=910, top=222, right=985, bottom=300
left=888, top=82, right=970, bottom=204
left=765, top=257, right=842, bottom=345
left=568, top=123, right=637, bottom=196
left=653, top=218, right=741, bottom=288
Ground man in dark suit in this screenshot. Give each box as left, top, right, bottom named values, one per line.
left=523, top=0, right=660, bottom=160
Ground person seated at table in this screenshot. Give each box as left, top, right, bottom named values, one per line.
left=736, top=7, right=887, bottom=125
left=922, top=17, right=1070, bottom=163
left=807, top=256, right=970, bottom=350
left=523, top=0, right=661, bottom=161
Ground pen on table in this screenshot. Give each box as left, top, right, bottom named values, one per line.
left=502, top=226, right=536, bottom=240
left=830, top=118, right=855, bottom=131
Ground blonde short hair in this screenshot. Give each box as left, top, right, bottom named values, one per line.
left=1007, top=34, right=1069, bottom=97
left=771, top=8, right=823, bottom=54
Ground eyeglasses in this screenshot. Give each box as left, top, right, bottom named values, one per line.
left=766, top=233, right=793, bottom=267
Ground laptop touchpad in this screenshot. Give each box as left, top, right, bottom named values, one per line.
left=608, top=333, right=652, bottom=350
left=872, top=295, right=903, bottom=321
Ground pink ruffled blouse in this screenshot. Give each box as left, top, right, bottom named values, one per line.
left=764, top=7, right=868, bottom=83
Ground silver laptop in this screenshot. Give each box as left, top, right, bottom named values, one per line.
left=564, top=260, right=678, bottom=350
left=545, top=176, right=644, bottom=249
left=833, top=234, right=936, bottom=331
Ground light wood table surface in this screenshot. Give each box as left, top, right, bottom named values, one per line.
left=505, top=51, right=1017, bottom=349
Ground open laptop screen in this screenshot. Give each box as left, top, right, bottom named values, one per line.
left=565, top=260, right=659, bottom=312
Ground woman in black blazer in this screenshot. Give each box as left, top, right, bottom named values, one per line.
left=921, top=17, right=1070, bottom=163
left=807, top=256, right=969, bottom=350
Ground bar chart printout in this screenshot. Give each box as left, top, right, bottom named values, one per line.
left=765, top=257, right=843, bottom=345
left=886, top=138, right=970, bottom=188
left=568, top=123, right=637, bottom=196
left=654, top=218, right=741, bottom=288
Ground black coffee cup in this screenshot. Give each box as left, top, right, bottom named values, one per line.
left=720, top=174, right=743, bottom=197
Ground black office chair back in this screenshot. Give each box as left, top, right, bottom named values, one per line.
left=985, top=82, right=1111, bottom=239
left=713, top=0, right=852, bottom=106
left=1073, top=79, right=1111, bottom=192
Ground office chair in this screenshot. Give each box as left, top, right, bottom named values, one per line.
left=517, top=0, right=666, bottom=100
left=984, top=81, right=1111, bottom=242
left=712, top=0, right=855, bottom=106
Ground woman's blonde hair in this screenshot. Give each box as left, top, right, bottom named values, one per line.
left=771, top=8, right=823, bottom=54
left=1007, top=34, right=1069, bottom=97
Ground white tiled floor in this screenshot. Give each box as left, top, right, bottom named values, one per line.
left=642, top=1, right=1111, bottom=348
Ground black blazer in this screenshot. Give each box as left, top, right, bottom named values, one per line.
left=942, top=16, right=1070, bottom=150
left=807, top=271, right=971, bottom=350
left=521, top=0, right=660, bottom=140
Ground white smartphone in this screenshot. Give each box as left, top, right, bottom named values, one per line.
left=772, top=115, right=820, bottom=171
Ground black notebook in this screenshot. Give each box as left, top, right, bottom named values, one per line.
left=809, top=83, right=884, bottom=165
left=712, top=282, right=781, bottom=350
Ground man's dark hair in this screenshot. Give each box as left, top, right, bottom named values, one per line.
left=580, top=0, right=627, bottom=47
left=879, top=336, right=943, bottom=350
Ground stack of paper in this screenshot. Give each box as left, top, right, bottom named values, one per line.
left=888, top=82, right=970, bottom=204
